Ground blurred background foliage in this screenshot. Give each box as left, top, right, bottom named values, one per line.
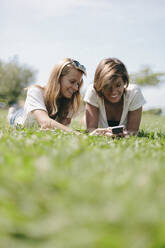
left=0, top=57, right=37, bottom=106
left=130, top=65, right=165, bottom=86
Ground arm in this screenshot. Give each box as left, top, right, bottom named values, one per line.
left=32, top=109, right=73, bottom=132
left=127, top=107, right=142, bottom=134
left=85, top=103, right=116, bottom=136
left=85, top=103, right=99, bottom=132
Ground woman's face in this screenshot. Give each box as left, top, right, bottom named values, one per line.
left=102, top=77, right=125, bottom=103
left=60, top=68, right=83, bottom=99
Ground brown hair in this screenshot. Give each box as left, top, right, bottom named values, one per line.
left=94, top=58, right=129, bottom=98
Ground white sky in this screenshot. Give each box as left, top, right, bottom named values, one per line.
left=1, top=0, right=165, bottom=110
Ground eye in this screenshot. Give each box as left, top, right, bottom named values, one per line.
left=116, top=83, right=121, bottom=88
left=70, top=80, right=75, bottom=84
left=70, top=80, right=80, bottom=88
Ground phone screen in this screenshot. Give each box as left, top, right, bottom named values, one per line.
left=111, top=125, right=124, bottom=134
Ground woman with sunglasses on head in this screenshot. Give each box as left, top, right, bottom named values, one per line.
left=84, top=58, right=146, bottom=137
left=7, top=58, right=86, bottom=132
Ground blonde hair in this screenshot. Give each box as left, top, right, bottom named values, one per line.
left=94, top=58, right=129, bottom=98
left=37, top=58, right=85, bottom=122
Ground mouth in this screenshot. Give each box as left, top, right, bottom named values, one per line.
left=68, top=91, right=74, bottom=97
left=111, top=95, right=118, bottom=98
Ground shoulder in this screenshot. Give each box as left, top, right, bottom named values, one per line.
left=27, top=85, right=44, bottom=93
left=27, top=85, right=44, bottom=97
left=24, top=85, right=47, bottom=113
left=126, top=83, right=140, bottom=92
left=84, top=84, right=100, bottom=108
left=85, top=84, right=96, bottom=94
left=125, top=84, right=142, bottom=98
left=84, top=84, right=98, bottom=99
left=125, top=84, right=146, bottom=111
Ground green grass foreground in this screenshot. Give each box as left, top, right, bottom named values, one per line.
left=0, top=110, right=165, bottom=248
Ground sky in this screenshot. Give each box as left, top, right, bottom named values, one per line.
left=1, top=0, right=165, bottom=110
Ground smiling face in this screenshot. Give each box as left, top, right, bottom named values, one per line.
left=94, top=58, right=129, bottom=104
left=60, top=68, right=83, bottom=99
left=102, top=77, right=125, bottom=103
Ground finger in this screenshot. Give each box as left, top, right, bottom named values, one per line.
left=105, top=132, right=115, bottom=138
left=107, top=127, right=112, bottom=132
left=89, top=130, right=97, bottom=136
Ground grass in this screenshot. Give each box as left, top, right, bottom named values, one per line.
left=0, top=109, right=165, bottom=248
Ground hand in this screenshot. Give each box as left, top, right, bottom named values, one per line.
left=110, top=126, right=129, bottom=138
left=72, top=130, right=81, bottom=135
left=89, top=126, right=130, bottom=138
left=89, top=128, right=112, bottom=136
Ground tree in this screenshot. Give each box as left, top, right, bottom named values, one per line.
left=130, top=66, right=165, bottom=86
left=0, top=57, right=37, bottom=105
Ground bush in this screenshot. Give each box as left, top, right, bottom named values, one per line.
left=0, top=57, right=37, bottom=105
left=143, top=108, right=162, bottom=115
left=130, top=66, right=165, bottom=86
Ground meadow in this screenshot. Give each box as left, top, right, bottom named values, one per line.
left=0, top=109, right=165, bottom=248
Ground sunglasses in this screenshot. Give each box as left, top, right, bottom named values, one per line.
left=70, top=59, right=86, bottom=75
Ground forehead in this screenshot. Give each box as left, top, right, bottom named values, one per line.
left=105, top=76, right=124, bottom=87
left=67, top=68, right=83, bottom=79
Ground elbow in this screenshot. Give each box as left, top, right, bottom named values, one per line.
left=127, top=129, right=139, bottom=136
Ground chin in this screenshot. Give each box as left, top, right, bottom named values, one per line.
left=110, top=96, right=122, bottom=103
left=63, top=93, right=72, bottom=99
left=65, top=96, right=72, bottom=99
left=108, top=98, right=118, bottom=103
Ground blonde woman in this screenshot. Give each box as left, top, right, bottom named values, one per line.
left=8, top=58, right=86, bottom=132
left=84, top=58, right=146, bottom=136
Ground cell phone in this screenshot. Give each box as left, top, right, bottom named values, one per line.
left=111, top=125, right=124, bottom=134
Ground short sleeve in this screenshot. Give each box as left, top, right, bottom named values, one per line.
left=128, top=85, right=146, bottom=111
left=84, top=85, right=99, bottom=108
left=24, top=86, right=48, bottom=114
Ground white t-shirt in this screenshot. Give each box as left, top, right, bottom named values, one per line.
left=84, top=84, right=146, bottom=128
left=15, top=86, right=73, bottom=127
left=15, top=86, right=47, bottom=127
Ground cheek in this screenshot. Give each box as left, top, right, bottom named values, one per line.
left=119, top=87, right=125, bottom=94
left=60, top=80, right=68, bottom=91
left=60, top=83, right=67, bottom=96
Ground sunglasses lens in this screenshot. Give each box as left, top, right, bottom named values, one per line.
left=81, top=65, right=86, bottom=71
left=72, top=60, right=86, bottom=73
left=73, top=60, right=80, bottom=67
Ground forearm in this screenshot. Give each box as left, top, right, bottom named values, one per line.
left=127, top=107, right=142, bottom=135
left=126, top=129, right=139, bottom=136
left=127, top=124, right=140, bottom=135
left=87, top=127, right=97, bottom=133
left=41, top=118, right=73, bottom=132
left=32, top=110, right=75, bottom=133
left=85, top=103, right=99, bottom=133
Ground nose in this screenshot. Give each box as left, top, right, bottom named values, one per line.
left=73, top=83, right=79, bottom=92
left=111, top=86, right=117, bottom=94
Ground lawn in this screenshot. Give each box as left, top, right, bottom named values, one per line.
left=0, top=109, right=165, bottom=248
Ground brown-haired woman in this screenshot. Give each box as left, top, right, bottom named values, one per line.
left=84, top=58, right=146, bottom=136
left=8, top=58, right=86, bottom=132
